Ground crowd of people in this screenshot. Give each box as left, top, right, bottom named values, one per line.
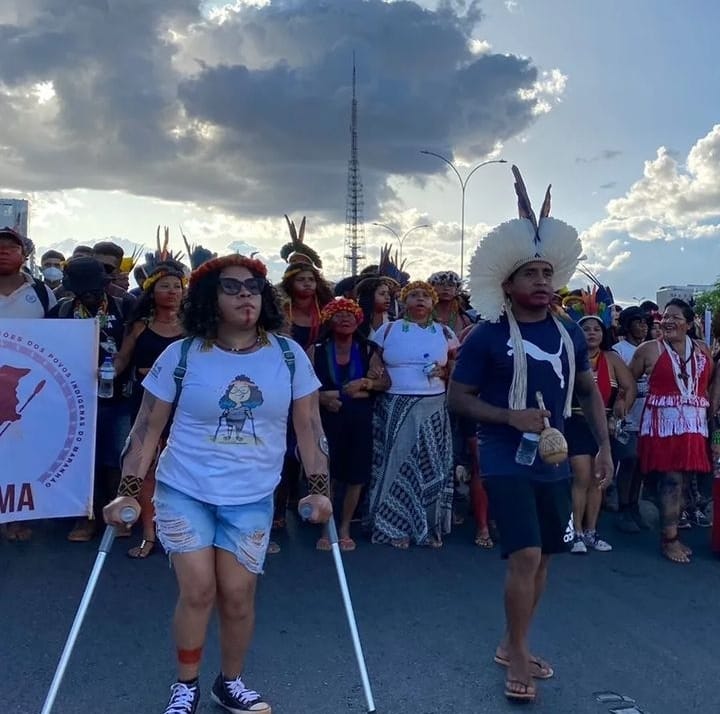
left=2, top=172, right=720, bottom=711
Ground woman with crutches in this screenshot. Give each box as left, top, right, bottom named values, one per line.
left=104, top=254, right=331, bottom=714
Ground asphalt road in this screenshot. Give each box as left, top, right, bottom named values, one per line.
left=2, top=507, right=718, bottom=714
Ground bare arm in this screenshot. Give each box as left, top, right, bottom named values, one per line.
left=574, top=369, right=611, bottom=450
left=117, top=392, right=172, bottom=496
left=292, top=391, right=330, bottom=496
left=607, top=351, right=637, bottom=418
left=113, top=321, right=145, bottom=375
left=629, top=342, right=652, bottom=381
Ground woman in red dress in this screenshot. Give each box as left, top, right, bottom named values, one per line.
left=631, top=299, right=713, bottom=563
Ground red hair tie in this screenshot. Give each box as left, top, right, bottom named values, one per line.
left=189, top=254, right=268, bottom=288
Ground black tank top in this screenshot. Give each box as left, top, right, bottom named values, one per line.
left=133, top=325, right=183, bottom=370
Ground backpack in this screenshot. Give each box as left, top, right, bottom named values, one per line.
left=31, top=279, right=51, bottom=317
left=171, top=334, right=296, bottom=410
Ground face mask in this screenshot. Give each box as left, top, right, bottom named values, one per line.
left=43, top=267, right=63, bottom=282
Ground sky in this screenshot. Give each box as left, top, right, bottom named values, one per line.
left=1, top=0, right=719, bottom=303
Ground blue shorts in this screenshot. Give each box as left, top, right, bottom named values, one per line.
left=153, top=481, right=274, bottom=575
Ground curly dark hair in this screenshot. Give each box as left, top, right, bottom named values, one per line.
left=355, top=276, right=386, bottom=338
left=182, top=265, right=285, bottom=339
left=280, top=266, right=334, bottom=308
left=128, top=261, right=185, bottom=325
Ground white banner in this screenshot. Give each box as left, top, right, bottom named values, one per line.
left=0, top=319, right=99, bottom=523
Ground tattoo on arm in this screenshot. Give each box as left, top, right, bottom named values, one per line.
left=118, top=392, right=170, bottom=496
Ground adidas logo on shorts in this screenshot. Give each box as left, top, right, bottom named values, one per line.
left=563, top=514, right=575, bottom=544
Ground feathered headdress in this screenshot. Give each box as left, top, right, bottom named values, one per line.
left=179, top=225, right=216, bottom=270
left=468, top=165, right=582, bottom=322
left=468, top=166, right=584, bottom=417
left=281, top=215, right=322, bottom=271
left=377, top=244, right=409, bottom=287
left=563, top=267, right=615, bottom=327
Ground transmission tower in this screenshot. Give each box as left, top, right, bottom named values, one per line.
left=344, top=55, right=365, bottom=276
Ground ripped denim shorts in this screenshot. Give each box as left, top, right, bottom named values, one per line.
left=153, top=480, right=274, bottom=575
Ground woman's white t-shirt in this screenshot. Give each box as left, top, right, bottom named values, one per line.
left=372, top=320, right=459, bottom=396
left=142, top=336, right=320, bottom=505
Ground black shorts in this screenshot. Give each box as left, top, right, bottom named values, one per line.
left=565, top=414, right=598, bottom=457
left=484, top=476, right=572, bottom=558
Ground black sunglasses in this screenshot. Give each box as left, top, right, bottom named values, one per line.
left=218, top=276, right=266, bottom=296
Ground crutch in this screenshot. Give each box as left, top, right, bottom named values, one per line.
left=40, top=506, right=138, bottom=714
left=299, top=500, right=377, bottom=713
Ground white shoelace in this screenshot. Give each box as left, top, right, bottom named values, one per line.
left=226, top=677, right=261, bottom=705
left=165, top=683, right=197, bottom=714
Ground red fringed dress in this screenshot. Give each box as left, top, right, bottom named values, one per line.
left=638, top=339, right=712, bottom=475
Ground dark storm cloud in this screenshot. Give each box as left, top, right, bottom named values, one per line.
left=0, top=0, right=554, bottom=219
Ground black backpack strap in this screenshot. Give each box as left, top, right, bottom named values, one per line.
left=274, top=335, right=296, bottom=399
left=172, top=338, right=194, bottom=409
left=31, top=279, right=50, bottom=316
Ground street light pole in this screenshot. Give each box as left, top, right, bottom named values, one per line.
left=372, top=222, right=430, bottom=265
left=420, top=151, right=507, bottom=278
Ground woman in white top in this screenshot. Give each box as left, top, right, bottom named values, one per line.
left=104, top=254, right=331, bottom=714
left=366, top=280, right=459, bottom=548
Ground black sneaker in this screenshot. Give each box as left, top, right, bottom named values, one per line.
left=678, top=511, right=692, bottom=529
left=163, top=682, right=199, bottom=714
left=210, top=674, right=271, bottom=713
left=691, top=508, right=712, bottom=528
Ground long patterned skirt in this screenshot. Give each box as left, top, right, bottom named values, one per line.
left=366, top=393, right=454, bottom=545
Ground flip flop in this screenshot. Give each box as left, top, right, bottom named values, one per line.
left=504, top=678, right=536, bottom=702
left=474, top=535, right=494, bottom=549
left=495, top=654, right=554, bottom=680
left=127, top=539, right=156, bottom=559
left=339, top=537, right=356, bottom=551
left=316, top=537, right=332, bottom=551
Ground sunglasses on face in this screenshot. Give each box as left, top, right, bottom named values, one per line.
left=218, top=276, right=266, bottom=296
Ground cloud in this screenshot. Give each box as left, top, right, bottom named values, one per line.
left=0, top=0, right=564, bottom=222
left=575, top=149, right=623, bottom=164
left=599, top=181, right=617, bottom=190
left=579, top=124, right=720, bottom=300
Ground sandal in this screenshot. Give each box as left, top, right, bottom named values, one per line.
left=67, top=520, right=97, bottom=542
left=390, top=537, right=410, bottom=550
left=316, top=537, right=332, bottom=551
left=475, top=534, right=494, bottom=549
left=495, top=652, right=554, bottom=680
left=661, top=535, right=691, bottom=564
left=339, top=537, right=356, bottom=552
left=5, top=523, right=32, bottom=542
left=504, top=678, right=536, bottom=702
left=267, top=540, right=281, bottom=554
left=127, top=539, right=156, bottom=559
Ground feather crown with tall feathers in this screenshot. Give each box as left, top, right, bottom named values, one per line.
left=179, top=225, right=216, bottom=270
left=281, top=215, right=322, bottom=271
left=140, top=225, right=186, bottom=276
left=562, top=267, right=615, bottom=327
left=468, top=165, right=583, bottom=322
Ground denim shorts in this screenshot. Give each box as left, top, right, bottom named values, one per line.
left=153, top=481, right=274, bottom=574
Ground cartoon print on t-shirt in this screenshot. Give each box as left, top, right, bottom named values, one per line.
left=214, top=374, right=264, bottom=444
left=507, top=336, right=565, bottom=388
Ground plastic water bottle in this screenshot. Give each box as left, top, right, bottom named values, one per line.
left=515, top=432, right=540, bottom=466
left=614, top=419, right=631, bottom=445
left=98, top=357, right=115, bottom=399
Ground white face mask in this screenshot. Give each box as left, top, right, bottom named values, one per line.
left=43, top=267, right=63, bottom=282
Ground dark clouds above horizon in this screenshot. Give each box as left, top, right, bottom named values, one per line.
left=0, top=0, right=555, bottom=219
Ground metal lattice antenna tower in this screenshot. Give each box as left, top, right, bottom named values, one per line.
left=344, top=55, right=365, bottom=276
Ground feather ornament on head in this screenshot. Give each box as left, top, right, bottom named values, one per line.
left=468, top=165, right=583, bottom=322
left=179, top=225, right=216, bottom=270
left=563, top=268, right=615, bottom=327
left=281, top=215, right=323, bottom=272
left=468, top=166, right=583, bottom=418
left=378, top=244, right=409, bottom=287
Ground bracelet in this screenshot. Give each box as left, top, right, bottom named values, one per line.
left=306, top=472, right=330, bottom=497
left=117, top=474, right=143, bottom=498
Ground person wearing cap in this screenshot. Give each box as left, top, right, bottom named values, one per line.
left=449, top=167, right=612, bottom=703
left=613, top=306, right=651, bottom=533
left=0, top=226, right=57, bottom=543
left=307, top=297, right=389, bottom=550
left=0, top=226, right=56, bottom=320
left=49, top=257, right=134, bottom=542
left=103, top=254, right=331, bottom=714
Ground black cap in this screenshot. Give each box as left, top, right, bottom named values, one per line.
left=618, top=306, right=645, bottom=328
left=0, top=226, right=31, bottom=255
left=62, top=257, right=110, bottom=294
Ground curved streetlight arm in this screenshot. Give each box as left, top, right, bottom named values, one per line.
left=420, top=150, right=464, bottom=188
left=464, top=159, right=507, bottom=188
left=371, top=222, right=401, bottom=241
left=400, top=223, right=431, bottom=242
